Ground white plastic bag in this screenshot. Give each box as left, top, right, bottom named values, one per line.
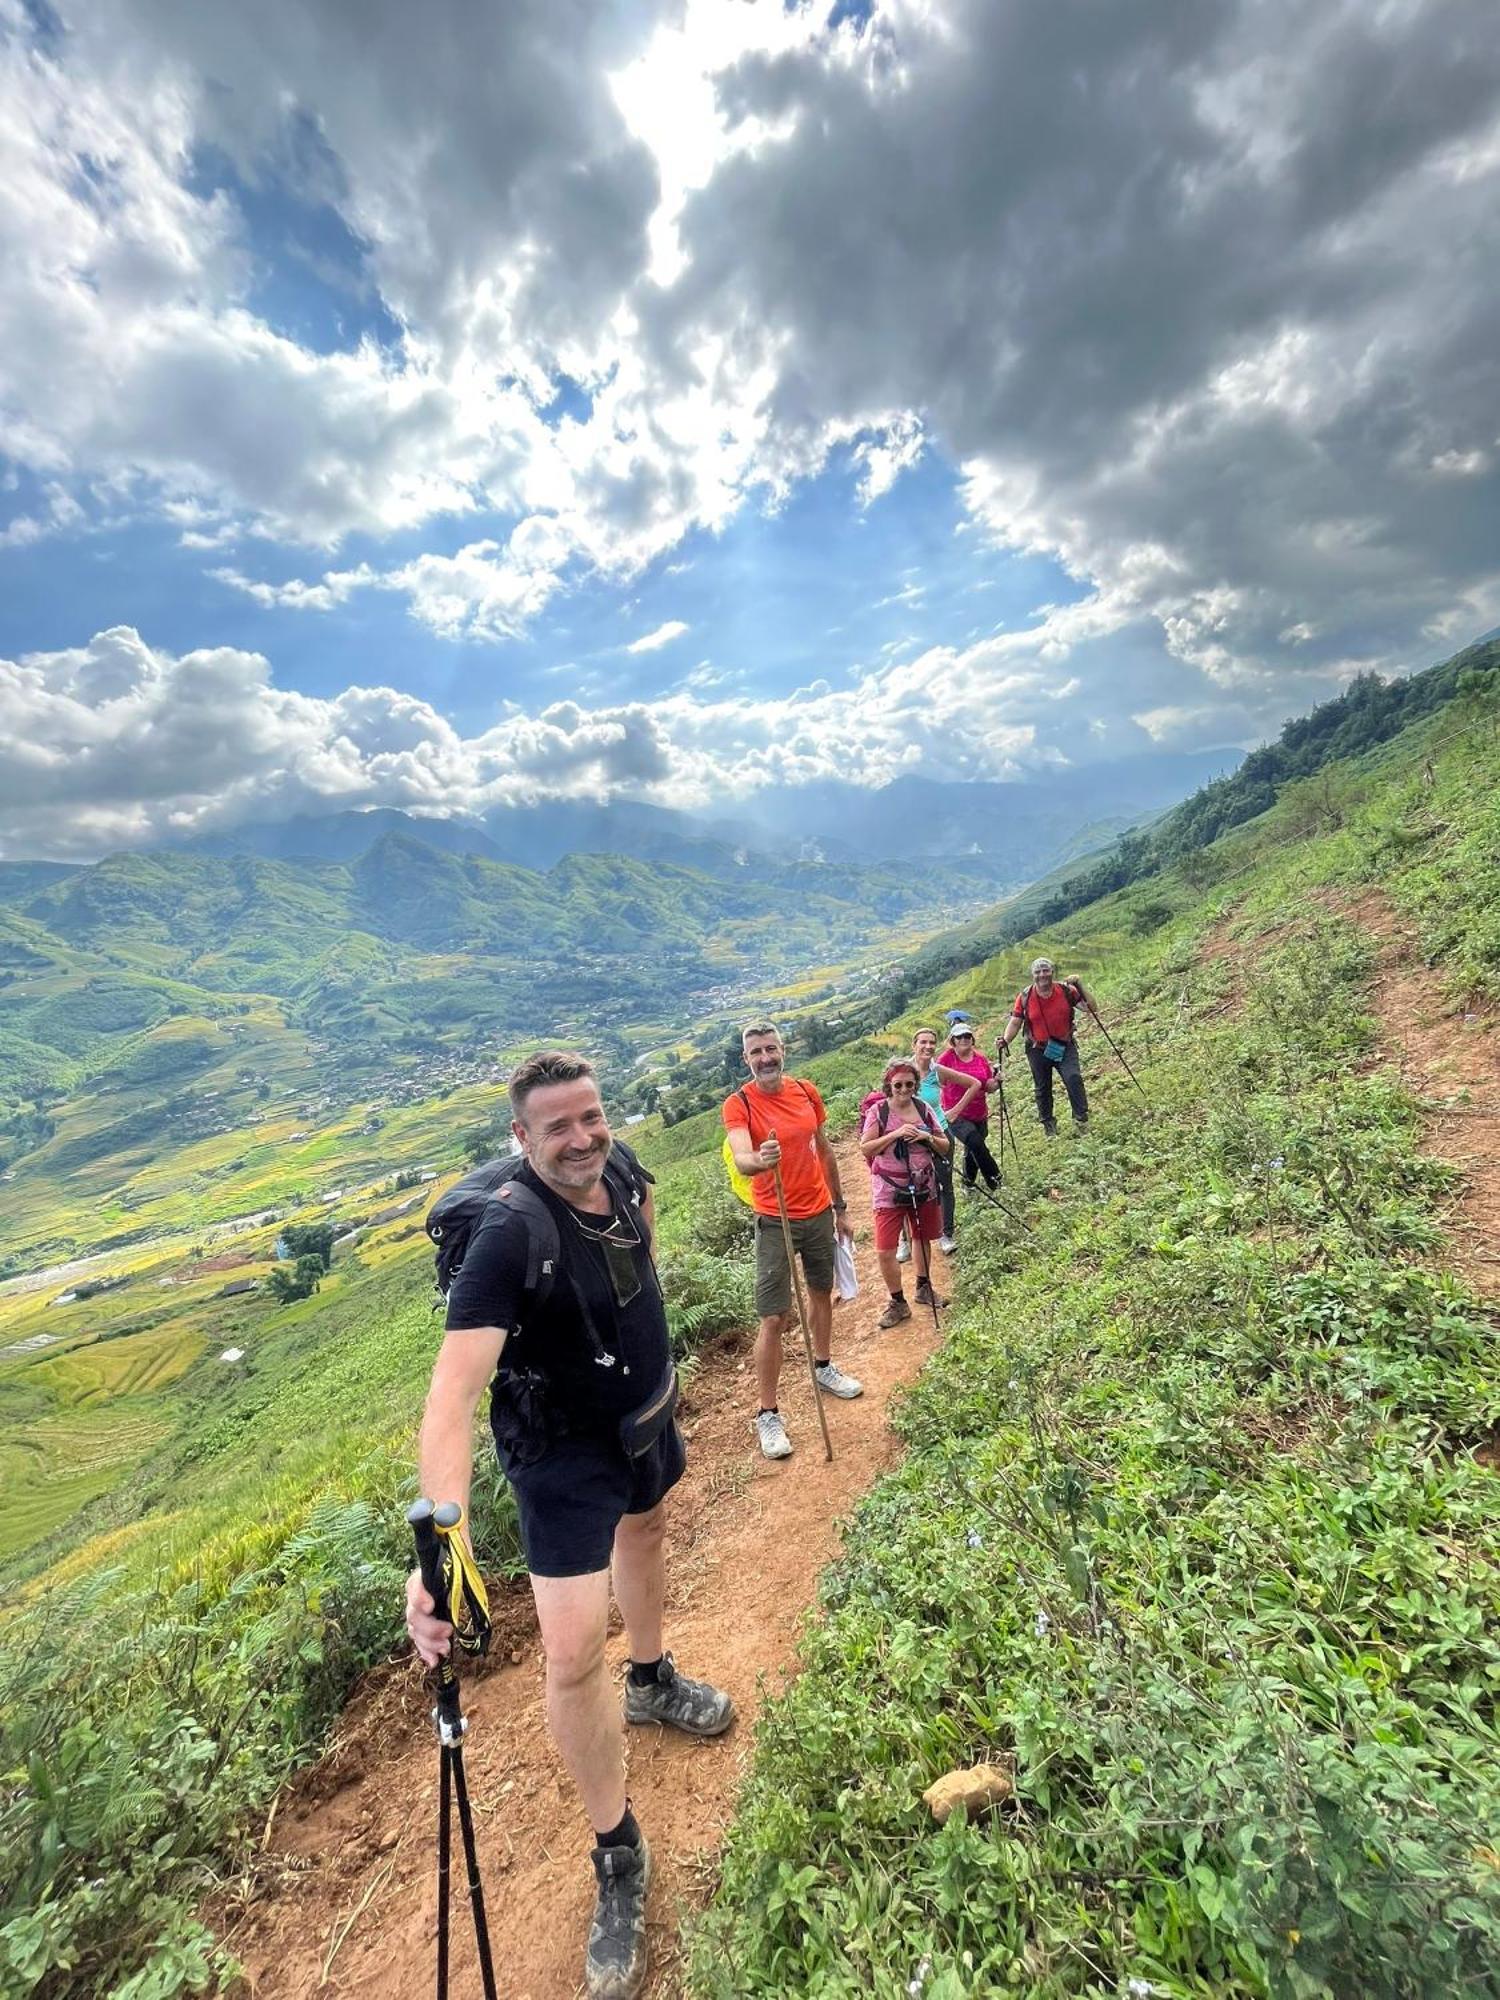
left=833, top=1232, right=859, bottom=1303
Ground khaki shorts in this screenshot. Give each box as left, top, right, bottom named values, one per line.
left=754, top=1206, right=837, bottom=1316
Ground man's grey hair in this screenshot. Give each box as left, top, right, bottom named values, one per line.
left=740, top=1020, right=782, bottom=1047
left=508, top=1049, right=597, bottom=1125
left=1031, top=956, right=1055, bottom=976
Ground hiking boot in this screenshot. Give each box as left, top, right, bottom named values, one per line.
left=814, top=1360, right=864, bottom=1398
left=877, top=1297, right=912, bottom=1329
left=755, top=1409, right=793, bottom=1459
left=896, top=1235, right=911, bottom=1263
left=914, top=1276, right=948, bottom=1309
left=938, top=1234, right=957, bottom=1255
left=1042, top=1123, right=1059, bottom=1140
left=625, top=1654, right=735, bottom=1736
left=585, top=1835, right=651, bottom=2000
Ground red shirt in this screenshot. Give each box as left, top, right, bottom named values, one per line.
left=1014, top=981, right=1082, bottom=1044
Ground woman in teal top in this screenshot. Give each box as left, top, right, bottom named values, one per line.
left=911, top=1028, right=957, bottom=1252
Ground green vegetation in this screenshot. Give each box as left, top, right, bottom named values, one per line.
left=687, top=684, right=1500, bottom=1997
left=2, top=646, right=1497, bottom=1995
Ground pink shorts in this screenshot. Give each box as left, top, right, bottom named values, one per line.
left=873, top=1201, right=942, bottom=1252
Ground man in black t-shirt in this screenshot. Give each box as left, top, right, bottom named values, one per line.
left=405, top=1050, right=733, bottom=2000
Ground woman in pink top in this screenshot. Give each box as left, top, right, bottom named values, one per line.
left=860, top=1060, right=950, bottom=1328
left=935, top=1023, right=1001, bottom=1190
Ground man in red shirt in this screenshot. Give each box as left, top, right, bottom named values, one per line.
left=722, top=1022, right=861, bottom=1460
left=998, top=956, right=1096, bottom=1137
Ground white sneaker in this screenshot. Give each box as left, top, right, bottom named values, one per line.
left=755, top=1409, right=793, bottom=1458
left=896, top=1236, right=911, bottom=1264
left=938, top=1235, right=957, bottom=1255
left=814, top=1361, right=863, bottom=1400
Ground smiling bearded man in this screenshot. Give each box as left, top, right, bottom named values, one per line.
left=722, top=1021, right=861, bottom=1459
left=406, top=1050, right=733, bottom=2000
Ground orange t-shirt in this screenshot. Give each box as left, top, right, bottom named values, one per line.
left=722, top=1078, right=830, bottom=1219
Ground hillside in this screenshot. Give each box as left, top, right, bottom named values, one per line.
left=1, top=659, right=1497, bottom=1997
left=0, top=826, right=986, bottom=1275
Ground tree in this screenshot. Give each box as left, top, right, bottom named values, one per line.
left=463, top=1123, right=508, bottom=1165
left=268, top=1254, right=324, bottom=1304
left=278, top=1221, right=335, bottom=1269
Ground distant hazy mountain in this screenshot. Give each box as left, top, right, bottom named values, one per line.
left=175, top=807, right=503, bottom=865
left=702, top=752, right=1242, bottom=866
left=144, top=751, right=1235, bottom=884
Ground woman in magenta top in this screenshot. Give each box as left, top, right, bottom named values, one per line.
left=935, top=1023, right=1001, bottom=1191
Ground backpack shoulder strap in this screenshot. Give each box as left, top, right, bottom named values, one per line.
left=877, top=1096, right=891, bottom=1134
left=488, top=1181, right=561, bottom=1306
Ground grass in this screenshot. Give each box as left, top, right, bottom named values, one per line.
left=3, top=690, right=1497, bottom=1996
left=684, top=708, right=1500, bottom=1999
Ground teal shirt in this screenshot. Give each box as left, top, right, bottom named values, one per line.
left=916, top=1067, right=949, bottom=1130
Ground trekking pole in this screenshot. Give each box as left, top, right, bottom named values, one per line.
left=964, top=1177, right=1034, bottom=1234
left=993, top=1042, right=1022, bottom=1169
left=771, top=1163, right=835, bottom=1463
left=408, top=1498, right=498, bottom=2000
left=910, top=1198, right=943, bottom=1334
left=1087, top=1006, right=1150, bottom=1103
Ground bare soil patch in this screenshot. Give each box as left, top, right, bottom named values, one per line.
left=1335, top=888, right=1500, bottom=1303
left=217, top=1138, right=948, bottom=1999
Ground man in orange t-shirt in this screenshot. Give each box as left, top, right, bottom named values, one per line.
left=723, top=1022, right=861, bottom=1460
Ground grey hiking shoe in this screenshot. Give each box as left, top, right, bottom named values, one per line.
left=815, top=1360, right=864, bottom=1398
left=914, top=1276, right=948, bottom=1309
left=877, top=1297, right=912, bottom=1329
left=625, top=1653, right=735, bottom=1736
left=585, top=1835, right=651, bottom=1999
left=755, top=1408, right=793, bottom=1458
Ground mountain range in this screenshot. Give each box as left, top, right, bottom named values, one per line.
left=155, top=749, right=1236, bottom=878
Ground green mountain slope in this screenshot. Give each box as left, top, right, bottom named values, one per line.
left=1, top=653, right=1497, bottom=1995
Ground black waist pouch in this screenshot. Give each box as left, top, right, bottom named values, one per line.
left=619, top=1365, right=678, bottom=1458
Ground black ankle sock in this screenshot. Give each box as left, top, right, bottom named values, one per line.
left=889, top=1289, right=906, bottom=1303
left=628, top=1655, right=663, bottom=1687
left=757, top=1405, right=778, bottom=1416
left=597, top=1805, right=641, bottom=1849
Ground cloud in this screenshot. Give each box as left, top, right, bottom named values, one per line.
left=645, top=0, right=1500, bottom=689
left=1, top=0, right=1496, bottom=727
left=626, top=619, right=689, bottom=653
left=0, top=621, right=1098, bottom=856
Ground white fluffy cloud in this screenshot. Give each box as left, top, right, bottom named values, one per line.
left=1, top=0, right=1497, bottom=798
left=626, top=620, right=689, bottom=654
left=0, top=623, right=1053, bottom=856
left=647, top=0, right=1500, bottom=692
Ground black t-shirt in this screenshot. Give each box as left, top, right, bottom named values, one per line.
left=444, top=1165, right=669, bottom=1427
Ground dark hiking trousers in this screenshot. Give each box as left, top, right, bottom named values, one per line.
left=949, top=1116, right=1000, bottom=1189
left=1026, top=1040, right=1089, bottom=1131
left=934, top=1146, right=956, bottom=1236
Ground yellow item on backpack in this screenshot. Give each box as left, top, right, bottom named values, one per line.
left=723, top=1132, right=757, bottom=1207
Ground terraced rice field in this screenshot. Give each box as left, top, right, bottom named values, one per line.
left=30, top=1322, right=206, bottom=1405
left=0, top=1401, right=167, bottom=1563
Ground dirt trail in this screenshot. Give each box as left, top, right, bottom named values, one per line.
left=219, top=1137, right=949, bottom=1999
left=1199, top=887, right=1498, bottom=1301
left=1343, top=889, right=1500, bottom=1303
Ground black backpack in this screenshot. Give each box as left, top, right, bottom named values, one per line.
left=425, top=1140, right=653, bottom=1301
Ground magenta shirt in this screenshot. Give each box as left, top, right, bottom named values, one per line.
left=939, top=1048, right=993, bottom=1120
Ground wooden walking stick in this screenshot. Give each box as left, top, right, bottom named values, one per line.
left=771, top=1160, right=835, bottom=1463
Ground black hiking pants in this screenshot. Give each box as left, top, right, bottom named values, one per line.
left=949, top=1116, right=1000, bottom=1189
left=1026, top=1040, right=1089, bottom=1131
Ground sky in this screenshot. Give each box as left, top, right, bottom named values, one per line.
left=1, top=0, right=1498, bottom=860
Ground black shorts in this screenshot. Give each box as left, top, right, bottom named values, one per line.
left=495, top=1421, right=687, bottom=1579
